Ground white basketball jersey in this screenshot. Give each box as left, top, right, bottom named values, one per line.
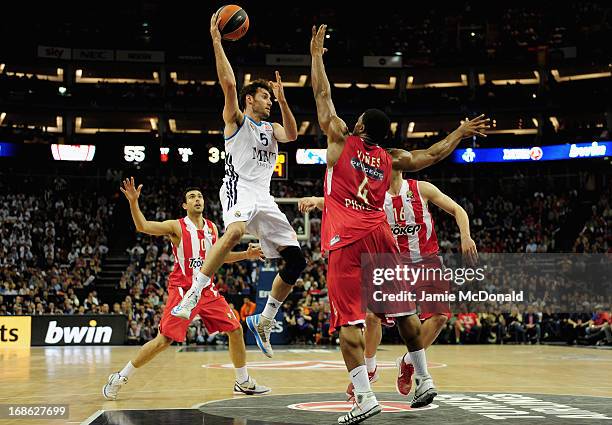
left=223, top=115, right=278, bottom=196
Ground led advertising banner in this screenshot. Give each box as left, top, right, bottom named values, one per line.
left=452, top=141, right=611, bottom=164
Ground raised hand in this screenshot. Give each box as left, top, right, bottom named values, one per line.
left=120, top=177, right=143, bottom=203
left=210, top=11, right=222, bottom=43
left=269, top=71, right=286, bottom=103
left=457, top=114, right=490, bottom=139
left=310, top=24, right=328, bottom=56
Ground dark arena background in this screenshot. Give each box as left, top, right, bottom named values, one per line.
left=0, top=1, right=611, bottom=424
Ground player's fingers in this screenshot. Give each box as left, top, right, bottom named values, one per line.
left=312, top=25, right=316, bottom=38
left=119, top=187, right=126, bottom=194
left=276, top=70, right=281, bottom=82
left=317, top=24, right=326, bottom=39
left=137, top=184, right=143, bottom=192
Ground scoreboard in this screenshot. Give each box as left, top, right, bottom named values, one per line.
left=0, top=142, right=288, bottom=179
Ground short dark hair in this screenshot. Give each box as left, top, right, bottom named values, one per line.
left=362, top=108, right=391, bottom=145
left=239, top=79, right=272, bottom=109
left=182, top=187, right=202, bottom=203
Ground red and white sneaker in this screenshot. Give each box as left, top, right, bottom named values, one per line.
left=345, top=367, right=379, bottom=400
left=395, top=355, right=415, bottom=396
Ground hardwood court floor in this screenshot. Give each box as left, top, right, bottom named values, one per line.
left=1, top=344, right=611, bottom=424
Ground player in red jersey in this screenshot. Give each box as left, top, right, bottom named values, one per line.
left=310, top=25, right=488, bottom=424
left=300, top=170, right=477, bottom=400
left=102, top=178, right=270, bottom=401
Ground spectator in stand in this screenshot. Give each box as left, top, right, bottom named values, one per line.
left=506, top=306, right=526, bottom=343
left=127, top=320, right=142, bottom=345
left=239, top=297, right=256, bottom=322
left=582, top=306, right=612, bottom=346
left=455, top=305, right=482, bottom=344
left=523, top=305, right=541, bottom=344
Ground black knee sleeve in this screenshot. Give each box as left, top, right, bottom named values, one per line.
left=278, top=246, right=306, bottom=285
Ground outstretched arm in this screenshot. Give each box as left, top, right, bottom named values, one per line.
left=224, top=243, right=266, bottom=263
left=210, top=12, right=244, bottom=131
left=209, top=223, right=266, bottom=263
left=270, top=71, right=298, bottom=142
left=391, top=114, right=490, bottom=172
left=310, top=24, right=349, bottom=167
left=418, top=181, right=478, bottom=265
left=120, top=177, right=178, bottom=238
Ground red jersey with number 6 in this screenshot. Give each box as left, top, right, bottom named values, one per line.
left=168, top=216, right=217, bottom=288
left=322, top=135, right=393, bottom=253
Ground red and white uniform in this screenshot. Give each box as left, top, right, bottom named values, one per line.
left=159, top=216, right=240, bottom=342
left=384, top=179, right=450, bottom=320
left=322, top=136, right=411, bottom=331
left=384, top=179, right=438, bottom=261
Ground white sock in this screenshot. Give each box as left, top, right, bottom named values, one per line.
left=261, top=295, right=283, bottom=320
left=191, top=271, right=211, bottom=294
left=402, top=352, right=412, bottom=364
left=119, top=361, right=135, bottom=378
left=409, top=349, right=429, bottom=377
left=365, top=356, right=377, bottom=373
left=235, top=366, right=249, bottom=383
left=349, top=365, right=371, bottom=393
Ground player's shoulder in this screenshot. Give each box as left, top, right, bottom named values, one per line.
left=416, top=180, right=438, bottom=194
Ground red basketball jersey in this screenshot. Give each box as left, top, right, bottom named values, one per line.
left=384, top=179, right=439, bottom=261
left=322, top=135, right=392, bottom=253
left=168, top=216, right=217, bottom=288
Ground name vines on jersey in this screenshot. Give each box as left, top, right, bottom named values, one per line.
left=346, top=149, right=385, bottom=211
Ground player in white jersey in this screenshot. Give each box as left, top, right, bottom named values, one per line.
left=172, top=12, right=307, bottom=360
left=298, top=169, right=478, bottom=399
left=103, top=178, right=270, bottom=401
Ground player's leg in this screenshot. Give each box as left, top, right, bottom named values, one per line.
left=364, top=313, right=382, bottom=371
left=247, top=245, right=305, bottom=357
left=395, top=314, right=437, bottom=407
left=395, top=313, right=447, bottom=397
left=420, top=313, right=449, bottom=348
left=103, top=333, right=174, bottom=400
left=346, top=312, right=382, bottom=399
left=327, top=244, right=381, bottom=424
left=245, top=201, right=306, bottom=357
left=200, top=295, right=271, bottom=395
left=104, top=286, right=190, bottom=400
left=172, top=221, right=246, bottom=319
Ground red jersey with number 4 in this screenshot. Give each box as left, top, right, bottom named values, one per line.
left=168, top=216, right=217, bottom=288
left=384, top=179, right=439, bottom=261
left=322, top=135, right=392, bottom=253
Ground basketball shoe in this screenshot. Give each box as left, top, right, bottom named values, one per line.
left=410, top=375, right=437, bottom=408
left=170, top=287, right=199, bottom=319
left=102, top=372, right=128, bottom=400
left=246, top=313, right=274, bottom=358
left=345, top=367, right=379, bottom=400
left=233, top=376, right=271, bottom=395
left=395, top=355, right=414, bottom=396
left=338, top=391, right=382, bottom=424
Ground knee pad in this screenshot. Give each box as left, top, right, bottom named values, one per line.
left=279, top=246, right=306, bottom=285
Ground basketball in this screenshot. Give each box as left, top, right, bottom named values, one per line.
left=216, top=5, right=249, bottom=41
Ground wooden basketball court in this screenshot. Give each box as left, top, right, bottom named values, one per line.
left=1, top=344, right=611, bottom=424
